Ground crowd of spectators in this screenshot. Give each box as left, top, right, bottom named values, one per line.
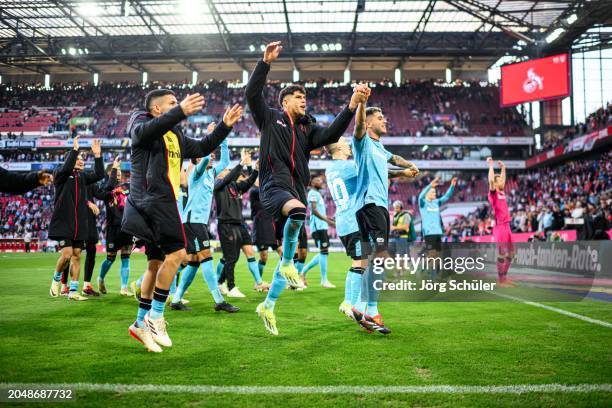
left=445, top=151, right=612, bottom=241
left=1, top=79, right=527, bottom=140
left=539, top=102, right=612, bottom=152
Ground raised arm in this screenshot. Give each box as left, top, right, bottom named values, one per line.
left=192, top=156, right=211, bottom=179
left=389, top=168, right=419, bottom=179
left=84, top=139, right=105, bottom=185
left=130, top=105, right=186, bottom=148
left=237, top=168, right=259, bottom=194
left=214, top=164, right=243, bottom=192
left=308, top=85, right=369, bottom=149
left=487, top=157, right=495, bottom=191
left=439, top=178, right=457, bottom=204
left=213, top=138, right=230, bottom=175
left=353, top=102, right=367, bottom=140
left=182, top=105, right=242, bottom=159
left=418, top=184, right=431, bottom=207
left=54, top=148, right=79, bottom=185
left=498, top=160, right=506, bottom=189
left=245, top=42, right=281, bottom=128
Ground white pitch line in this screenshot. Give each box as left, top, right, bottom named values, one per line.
left=1, top=383, right=611, bottom=394
left=494, top=293, right=612, bottom=328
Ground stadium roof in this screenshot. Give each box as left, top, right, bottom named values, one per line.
left=0, top=0, right=609, bottom=76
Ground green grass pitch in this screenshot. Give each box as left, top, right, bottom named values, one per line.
left=0, top=252, right=611, bottom=407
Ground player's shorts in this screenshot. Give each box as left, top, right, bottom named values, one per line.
left=57, top=239, right=85, bottom=250
left=106, top=226, right=134, bottom=252
left=340, top=231, right=364, bottom=260
left=424, top=234, right=442, bottom=252
left=184, top=222, right=211, bottom=254
left=311, top=229, right=330, bottom=253
left=253, top=212, right=278, bottom=250
left=356, top=204, right=390, bottom=254
left=218, top=223, right=253, bottom=261
left=493, top=223, right=515, bottom=256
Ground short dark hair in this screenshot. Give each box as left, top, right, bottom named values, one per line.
left=278, top=84, right=306, bottom=107
left=365, top=107, right=382, bottom=117
left=144, top=89, right=175, bottom=112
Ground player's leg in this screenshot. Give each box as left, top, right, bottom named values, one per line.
left=170, top=224, right=200, bottom=309
left=318, top=231, right=332, bottom=287
left=144, top=246, right=186, bottom=348
left=50, top=243, right=72, bottom=297
left=240, top=225, right=268, bottom=291
left=82, top=240, right=99, bottom=296
left=258, top=246, right=269, bottom=278
left=68, top=245, right=86, bottom=301
left=294, top=227, right=308, bottom=274
left=98, top=250, right=116, bottom=294
left=129, top=255, right=163, bottom=353
left=224, top=226, right=243, bottom=297
left=119, top=247, right=132, bottom=295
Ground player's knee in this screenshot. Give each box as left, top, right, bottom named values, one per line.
left=288, top=207, right=306, bottom=221
left=166, top=249, right=187, bottom=266
left=260, top=251, right=268, bottom=262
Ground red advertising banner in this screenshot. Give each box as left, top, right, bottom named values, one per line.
left=500, top=54, right=570, bottom=107
left=461, top=230, right=578, bottom=243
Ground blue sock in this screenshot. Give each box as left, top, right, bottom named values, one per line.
left=201, top=258, right=224, bottom=303
left=301, top=254, right=319, bottom=276
left=173, top=262, right=199, bottom=303
left=53, top=271, right=62, bottom=282
left=344, top=271, right=351, bottom=303
left=367, top=302, right=379, bottom=317
left=136, top=297, right=152, bottom=326
left=69, top=280, right=78, bottom=292
left=349, top=269, right=364, bottom=306
left=120, top=256, right=130, bottom=289
left=263, top=263, right=284, bottom=310
left=247, top=257, right=262, bottom=284
left=320, top=253, right=328, bottom=283
left=99, top=258, right=114, bottom=281
left=149, top=287, right=170, bottom=320
left=258, top=261, right=266, bottom=277
left=365, top=263, right=379, bottom=316
left=281, top=210, right=305, bottom=265
left=169, top=274, right=177, bottom=296
left=136, top=274, right=143, bottom=286
left=216, top=259, right=225, bottom=281
left=295, top=260, right=304, bottom=273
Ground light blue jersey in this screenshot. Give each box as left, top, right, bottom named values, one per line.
left=352, top=134, right=393, bottom=209
left=182, top=139, right=229, bottom=224
left=418, top=183, right=455, bottom=236
left=308, top=189, right=328, bottom=232
left=326, top=159, right=359, bottom=237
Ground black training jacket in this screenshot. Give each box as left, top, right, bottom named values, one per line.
left=245, top=59, right=355, bottom=205
left=214, top=164, right=258, bottom=224
left=122, top=105, right=231, bottom=242
left=48, top=150, right=104, bottom=241
left=0, top=168, right=41, bottom=194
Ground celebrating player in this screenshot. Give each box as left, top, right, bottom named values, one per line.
left=418, top=176, right=457, bottom=254
left=48, top=137, right=104, bottom=300
left=245, top=40, right=368, bottom=335
left=352, top=104, right=419, bottom=334
left=326, top=136, right=420, bottom=321
left=300, top=176, right=336, bottom=288
left=169, top=122, right=240, bottom=313
left=214, top=152, right=269, bottom=297
left=123, top=88, right=241, bottom=352
left=96, top=157, right=134, bottom=295
left=487, top=158, right=515, bottom=287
